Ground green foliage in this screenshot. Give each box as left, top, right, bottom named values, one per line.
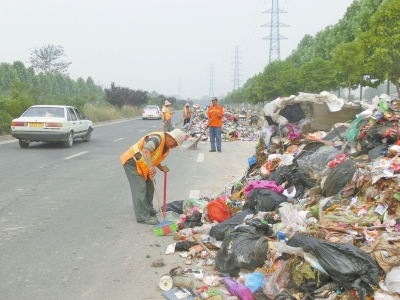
left=298, top=57, right=336, bottom=93
left=29, top=44, right=71, bottom=75
left=104, top=82, right=149, bottom=108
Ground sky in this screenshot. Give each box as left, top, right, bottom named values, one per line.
left=0, top=0, right=354, bottom=100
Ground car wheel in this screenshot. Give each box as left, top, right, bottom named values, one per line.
left=63, top=131, right=74, bottom=148
left=82, top=128, right=92, bottom=142
left=19, top=140, right=29, bottom=148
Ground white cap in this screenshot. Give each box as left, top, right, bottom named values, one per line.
left=166, top=129, right=184, bottom=149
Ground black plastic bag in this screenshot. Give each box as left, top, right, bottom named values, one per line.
left=268, top=164, right=316, bottom=198
left=279, top=105, right=304, bottom=123
left=246, top=218, right=272, bottom=236
left=320, top=159, right=362, bottom=197
left=215, top=227, right=268, bottom=276
left=244, top=188, right=288, bottom=213
left=162, top=200, right=184, bottom=214
left=368, top=143, right=389, bottom=160
left=181, top=210, right=203, bottom=229
left=209, top=209, right=254, bottom=241
left=287, top=234, right=381, bottom=300
left=175, top=240, right=198, bottom=251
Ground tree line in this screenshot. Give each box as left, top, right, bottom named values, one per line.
left=224, top=0, right=399, bottom=105
left=0, top=61, right=103, bottom=97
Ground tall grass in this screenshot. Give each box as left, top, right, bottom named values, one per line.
left=82, top=104, right=141, bottom=123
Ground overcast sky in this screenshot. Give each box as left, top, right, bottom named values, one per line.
left=1, top=0, right=353, bottom=99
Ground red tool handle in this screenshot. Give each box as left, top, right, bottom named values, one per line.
left=163, top=170, right=167, bottom=218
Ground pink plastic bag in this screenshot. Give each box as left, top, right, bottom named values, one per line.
left=223, top=277, right=254, bottom=300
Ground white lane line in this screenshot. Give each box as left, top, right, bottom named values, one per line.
left=113, top=138, right=124, bottom=142
left=139, top=130, right=145, bottom=132
left=197, top=153, right=204, bottom=162
left=189, top=190, right=200, bottom=199
left=63, top=151, right=88, bottom=160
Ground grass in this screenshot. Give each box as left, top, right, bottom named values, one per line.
left=82, top=104, right=141, bottom=123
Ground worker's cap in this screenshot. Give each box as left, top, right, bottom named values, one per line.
left=185, top=103, right=190, bottom=106
left=211, top=97, right=218, bottom=101
left=164, top=100, right=171, bottom=105
left=166, top=129, right=184, bottom=150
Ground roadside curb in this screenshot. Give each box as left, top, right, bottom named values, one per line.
left=0, top=117, right=140, bottom=142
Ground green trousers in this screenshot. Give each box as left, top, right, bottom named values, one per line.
left=123, top=160, right=157, bottom=222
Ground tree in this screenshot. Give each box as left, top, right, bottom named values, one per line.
left=29, top=44, right=71, bottom=75
left=105, top=83, right=149, bottom=109
left=13, top=61, right=33, bottom=88
left=331, top=41, right=365, bottom=100
left=359, top=0, right=400, bottom=96
left=298, top=57, right=336, bottom=93
left=0, top=63, right=20, bottom=91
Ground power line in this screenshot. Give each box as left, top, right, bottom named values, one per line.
left=231, top=46, right=242, bottom=90
left=261, top=0, right=289, bottom=62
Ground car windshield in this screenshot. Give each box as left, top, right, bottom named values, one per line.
left=145, top=106, right=158, bottom=110
left=22, top=107, right=65, bottom=118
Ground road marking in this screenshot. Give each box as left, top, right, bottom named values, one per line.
left=139, top=130, right=145, bottom=132
left=189, top=190, right=200, bottom=199
left=113, top=138, right=124, bottom=142
left=197, top=153, right=204, bottom=162
left=63, top=151, right=88, bottom=160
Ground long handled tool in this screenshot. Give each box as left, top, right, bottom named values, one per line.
left=186, top=115, right=216, bottom=150
left=153, top=169, right=177, bottom=235
left=157, top=118, right=185, bottom=132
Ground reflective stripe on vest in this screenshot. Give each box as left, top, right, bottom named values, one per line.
left=120, top=132, right=169, bottom=180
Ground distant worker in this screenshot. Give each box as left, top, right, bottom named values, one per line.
left=207, top=97, right=224, bottom=153
left=120, top=129, right=185, bottom=225
left=162, top=100, right=175, bottom=132
left=183, top=103, right=193, bottom=126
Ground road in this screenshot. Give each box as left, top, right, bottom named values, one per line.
left=0, top=111, right=257, bottom=300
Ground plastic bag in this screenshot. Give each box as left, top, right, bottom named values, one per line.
left=297, top=145, right=339, bottom=179
left=207, top=198, right=232, bottom=223
left=385, top=265, right=400, bottom=294
left=274, top=291, right=296, bottom=300
left=287, top=234, right=381, bottom=300
left=321, top=159, right=362, bottom=197
left=263, top=261, right=291, bottom=299
left=215, top=227, right=268, bottom=275
left=209, top=209, right=254, bottom=241
left=163, top=200, right=184, bottom=214
left=182, top=198, right=208, bottom=214
left=243, top=188, right=288, bottom=213
left=223, top=277, right=254, bottom=300
left=245, top=272, right=264, bottom=293
left=347, top=114, right=365, bottom=141
left=181, top=210, right=203, bottom=229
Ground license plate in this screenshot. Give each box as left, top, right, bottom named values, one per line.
left=148, top=115, right=153, bottom=117
left=29, top=123, right=44, bottom=127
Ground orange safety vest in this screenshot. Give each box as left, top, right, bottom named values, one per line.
left=207, top=105, right=224, bottom=127
left=120, top=132, right=170, bottom=180
left=183, top=107, right=192, bottom=118
left=162, top=105, right=171, bottom=121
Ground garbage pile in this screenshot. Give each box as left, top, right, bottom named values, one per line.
left=181, top=106, right=260, bottom=143
left=156, top=92, right=400, bottom=300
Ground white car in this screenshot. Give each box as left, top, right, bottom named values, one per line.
left=10, top=105, right=93, bottom=148
left=142, top=105, right=161, bottom=120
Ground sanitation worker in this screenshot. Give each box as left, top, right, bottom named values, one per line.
left=207, top=97, right=224, bottom=152
left=162, top=100, right=175, bottom=132
left=120, top=129, right=185, bottom=225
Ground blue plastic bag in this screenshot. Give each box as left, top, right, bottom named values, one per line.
left=245, top=272, right=264, bottom=293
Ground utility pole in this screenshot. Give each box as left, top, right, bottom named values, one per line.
left=261, top=0, right=289, bottom=62
left=208, top=64, right=215, bottom=97
left=231, top=46, right=242, bottom=90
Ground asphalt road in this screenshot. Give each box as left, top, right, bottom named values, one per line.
left=0, top=112, right=257, bottom=300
